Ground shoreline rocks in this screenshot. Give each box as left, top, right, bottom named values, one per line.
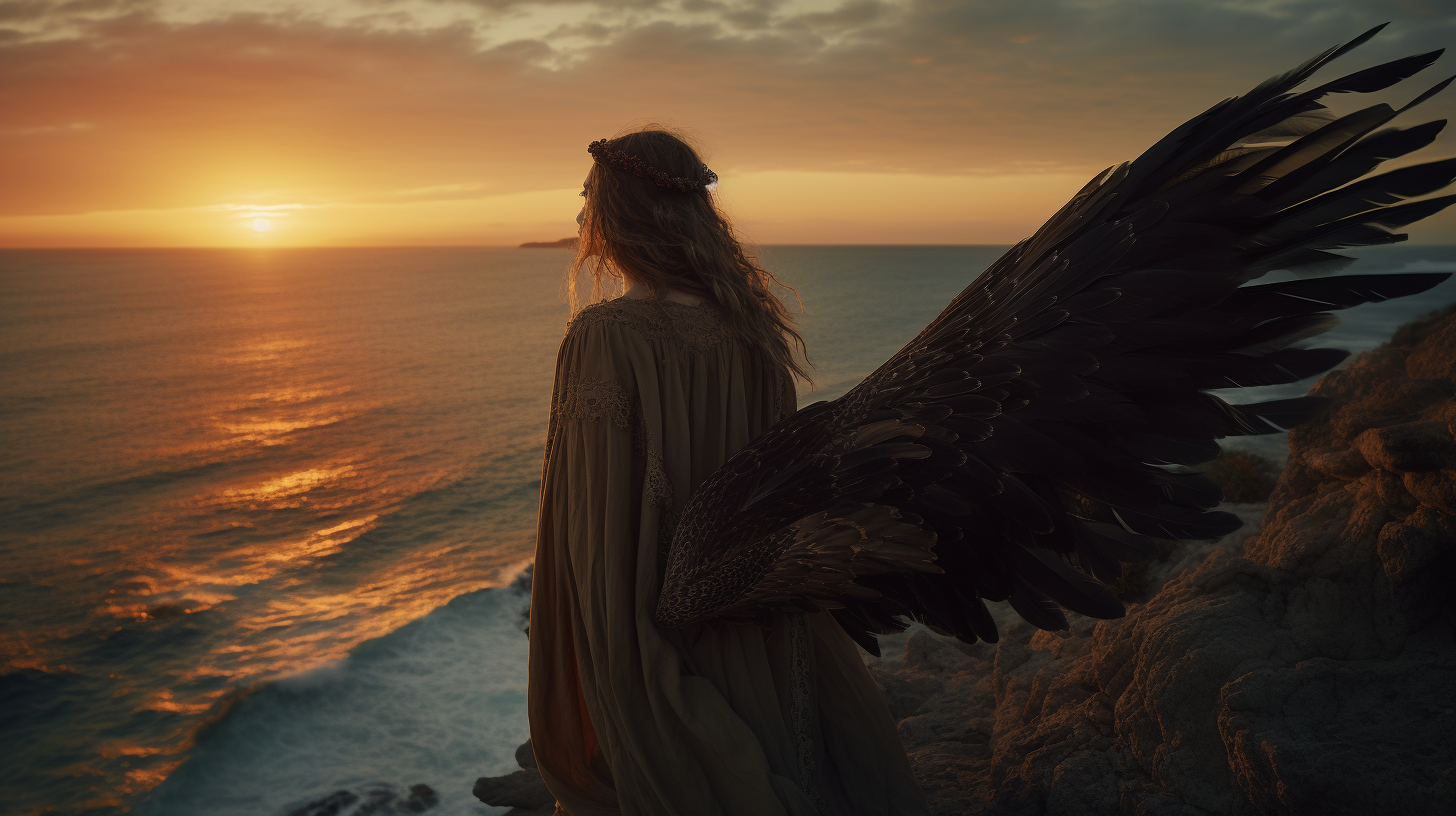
left=473, top=739, right=555, bottom=815
left=286, top=783, right=438, bottom=816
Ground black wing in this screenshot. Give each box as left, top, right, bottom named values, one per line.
left=655, top=24, right=1455, bottom=654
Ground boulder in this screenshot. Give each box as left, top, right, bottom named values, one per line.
left=474, top=741, right=555, bottom=816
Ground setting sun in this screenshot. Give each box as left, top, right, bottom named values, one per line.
left=251, top=218, right=271, bottom=233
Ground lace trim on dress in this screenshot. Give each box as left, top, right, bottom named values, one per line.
left=568, top=297, right=729, bottom=355
left=787, top=613, right=827, bottom=814
left=778, top=372, right=798, bottom=420
left=554, top=371, right=673, bottom=513
left=557, top=372, right=633, bottom=430
left=636, top=412, right=674, bottom=512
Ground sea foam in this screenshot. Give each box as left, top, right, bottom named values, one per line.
left=138, top=571, right=533, bottom=816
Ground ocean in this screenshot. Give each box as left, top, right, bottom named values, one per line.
left=2, top=245, right=1454, bottom=816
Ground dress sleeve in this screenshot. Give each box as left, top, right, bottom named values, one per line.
left=528, top=314, right=649, bottom=808
left=544, top=317, right=640, bottom=470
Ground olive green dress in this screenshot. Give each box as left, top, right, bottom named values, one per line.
left=527, top=297, right=928, bottom=816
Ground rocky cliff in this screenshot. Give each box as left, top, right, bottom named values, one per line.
left=872, top=305, right=1456, bottom=815
left=479, top=308, right=1456, bottom=815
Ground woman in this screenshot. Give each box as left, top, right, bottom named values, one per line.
left=527, top=128, right=929, bottom=816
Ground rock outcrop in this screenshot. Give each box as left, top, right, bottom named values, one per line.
left=286, top=783, right=438, bottom=815
left=474, top=739, right=555, bottom=815
left=520, top=237, right=580, bottom=249
left=479, top=309, right=1456, bottom=814
left=872, top=307, right=1456, bottom=815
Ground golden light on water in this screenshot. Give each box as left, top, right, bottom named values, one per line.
left=0, top=231, right=568, bottom=808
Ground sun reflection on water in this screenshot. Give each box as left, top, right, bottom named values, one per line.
left=221, top=337, right=312, bottom=365
left=143, top=688, right=218, bottom=715
left=218, top=414, right=346, bottom=443
left=2, top=247, right=571, bottom=810
left=227, top=465, right=358, bottom=501
left=123, top=760, right=185, bottom=793
left=246, top=387, right=346, bottom=404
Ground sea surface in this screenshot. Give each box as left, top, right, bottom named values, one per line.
left=2, top=245, right=1454, bottom=816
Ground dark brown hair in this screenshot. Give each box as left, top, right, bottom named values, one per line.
left=569, top=126, right=810, bottom=383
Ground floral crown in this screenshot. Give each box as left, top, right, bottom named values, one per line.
left=587, top=139, right=718, bottom=193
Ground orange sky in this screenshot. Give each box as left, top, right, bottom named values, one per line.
left=3, top=1, right=1456, bottom=246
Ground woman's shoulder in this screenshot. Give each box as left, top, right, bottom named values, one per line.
left=565, top=296, right=729, bottom=354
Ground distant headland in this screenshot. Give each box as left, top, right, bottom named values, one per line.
left=519, top=237, right=579, bottom=249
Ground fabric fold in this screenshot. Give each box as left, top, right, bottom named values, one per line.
left=527, top=297, right=928, bottom=816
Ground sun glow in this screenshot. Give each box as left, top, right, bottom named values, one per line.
left=2, top=171, right=1112, bottom=246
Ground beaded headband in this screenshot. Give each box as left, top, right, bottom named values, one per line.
left=587, top=138, right=718, bottom=193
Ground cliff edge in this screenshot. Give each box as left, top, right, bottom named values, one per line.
left=874, top=305, right=1456, bottom=815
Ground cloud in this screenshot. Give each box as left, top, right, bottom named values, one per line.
left=3, top=0, right=1456, bottom=242
left=0, top=120, right=95, bottom=135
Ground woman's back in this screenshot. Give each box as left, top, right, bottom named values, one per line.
left=529, top=295, right=926, bottom=816
left=560, top=297, right=792, bottom=493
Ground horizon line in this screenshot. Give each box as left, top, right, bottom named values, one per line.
left=7, top=242, right=1456, bottom=251
left=0, top=242, right=1028, bottom=250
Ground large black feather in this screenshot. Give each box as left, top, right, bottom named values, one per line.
left=654, top=26, right=1456, bottom=650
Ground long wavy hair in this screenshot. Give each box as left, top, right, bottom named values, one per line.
left=569, top=126, right=810, bottom=383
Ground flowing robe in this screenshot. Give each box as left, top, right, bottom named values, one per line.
left=527, top=297, right=928, bottom=816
